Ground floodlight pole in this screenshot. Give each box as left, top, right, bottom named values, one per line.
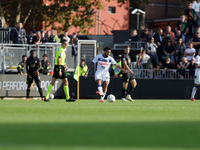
left=136, top=12, right=140, bottom=30
left=94, top=11, right=97, bottom=38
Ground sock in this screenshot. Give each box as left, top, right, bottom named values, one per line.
left=122, top=88, right=127, bottom=98
left=128, top=86, right=135, bottom=95
left=64, top=85, right=70, bottom=100
left=97, top=85, right=103, bottom=93
left=100, top=93, right=106, bottom=100
left=191, top=86, right=198, bottom=98
left=46, top=84, right=53, bottom=99
left=39, top=88, right=43, bottom=98
left=26, top=88, right=30, bottom=98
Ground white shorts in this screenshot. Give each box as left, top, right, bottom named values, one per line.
left=194, top=70, right=200, bottom=84
left=95, top=72, right=110, bottom=82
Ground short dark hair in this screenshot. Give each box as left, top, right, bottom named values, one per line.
left=124, top=45, right=130, bottom=49
left=103, top=47, right=111, bottom=51
left=22, top=55, right=27, bottom=59
left=30, top=50, right=36, bottom=54
left=43, top=54, right=48, bottom=57
left=62, top=39, right=68, bottom=44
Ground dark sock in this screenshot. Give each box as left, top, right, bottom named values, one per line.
left=26, top=89, right=30, bottom=98
left=39, top=88, right=43, bottom=98
left=122, top=88, right=127, bottom=98
left=128, top=86, right=135, bottom=95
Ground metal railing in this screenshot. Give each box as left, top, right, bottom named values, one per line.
left=0, top=28, right=13, bottom=44
left=0, top=43, right=75, bottom=74
left=132, top=69, right=192, bottom=79
left=113, top=41, right=147, bottom=50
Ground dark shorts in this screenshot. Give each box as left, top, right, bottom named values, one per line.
left=53, top=65, right=67, bottom=79
left=122, top=72, right=135, bottom=82
left=27, top=74, right=41, bottom=85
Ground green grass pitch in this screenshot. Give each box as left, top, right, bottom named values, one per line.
left=0, top=99, right=200, bottom=150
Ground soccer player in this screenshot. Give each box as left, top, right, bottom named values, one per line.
left=39, top=54, right=51, bottom=75
left=26, top=50, right=44, bottom=101
left=84, top=47, right=126, bottom=103
left=190, top=49, right=200, bottom=101
left=17, top=55, right=27, bottom=75
left=121, top=45, right=137, bottom=102
left=44, top=39, right=75, bottom=102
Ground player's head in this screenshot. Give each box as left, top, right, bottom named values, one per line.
left=43, top=54, right=48, bottom=61
left=22, top=55, right=27, bottom=61
left=61, top=39, right=68, bottom=48
left=124, top=45, right=130, bottom=54
left=30, top=50, right=36, bottom=58
left=80, top=59, right=86, bottom=67
left=103, top=47, right=111, bottom=57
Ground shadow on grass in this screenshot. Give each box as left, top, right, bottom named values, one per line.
left=0, top=121, right=200, bottom=149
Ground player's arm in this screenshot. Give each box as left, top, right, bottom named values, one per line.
left=57, top=56, right=62, bottom=76
left=64, top=64, right=68, bottom=71
left=123, top=60, right=134, bottom=74
left=84, top=62, right=94, bottom=78
left=115, top=64, right=126, bottom=73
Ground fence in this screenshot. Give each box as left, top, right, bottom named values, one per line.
left=0, top=43, right=75, bottom=74
left=0, top=28, right=13, bottom=44
left=113, top=41, right=147, bottom=50
left=132, top=69, right=192, bottom=79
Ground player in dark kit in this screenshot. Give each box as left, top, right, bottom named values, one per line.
left=121, top=46, right=137, bottom=102
left=26, top=50, right=44, bottom=101
left=39, top=54, right=51, bottom=75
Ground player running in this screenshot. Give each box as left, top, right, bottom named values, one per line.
left=44, top=39, right=75, bottom=102
left=121, top=46, right=137, bottom=102
left=26, top=50, right=44, bottom=101
left=85, top=47, right=126, bottom=103
left=190, top=49, right=200, bottom=101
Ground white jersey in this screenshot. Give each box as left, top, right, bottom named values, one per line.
left=92, top=54, right=116, bottom=74
left=185, top=48, right=196, bottom=61
left=195, top=55, right=200, bottom=84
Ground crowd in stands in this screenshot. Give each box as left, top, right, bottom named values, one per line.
left=127, top=1, right=200, bottom=79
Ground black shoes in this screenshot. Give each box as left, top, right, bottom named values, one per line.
left=66, top=98, right=76, bottom=102
left=44, top=98, right=50, bottom=102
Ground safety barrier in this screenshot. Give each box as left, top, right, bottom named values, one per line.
left=113, top=41, right=147, bottom=50
left=0, top=43, right=75, bottom=74
left=132, top=69, right=192, bottom=79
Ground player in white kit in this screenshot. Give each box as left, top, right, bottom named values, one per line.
left=85, top=47, right=126, bottom=103
left=190, top=49, right=200, bottom=101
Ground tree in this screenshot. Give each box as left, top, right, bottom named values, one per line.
left=0, top=0, right=43, bottom=28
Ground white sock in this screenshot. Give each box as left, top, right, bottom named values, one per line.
left=97, top=85, right=103, bottom=93
left=100, top=93, right=106, bottom=100
left=191, top=86, right=198, bottom=98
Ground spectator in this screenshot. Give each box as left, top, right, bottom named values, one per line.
left=192, top=31, right=200, bottom=53
left=175, top=15, right=189, bottom=42
left=63, top=31, right=70, bottom=43
left=188, top=57, right=196, bottom=79
left=12, top=22, right=26, bottom=44
left=174, top=30, right=182, bottom=43
left=136, top=50, right=150, bottom=69
left=147, top=37, right=158, bottom=68
left=192, top=0, right=200, bottom=25
left=164, top=40, right=175, bottom=64
left=32, top=31, right=42, bottom=44
left=39, top=54, right=51, bottom=75
left=147, top=29, right=154, bottom=42
left=71, top=32, right=78, bottom=56
left=164, top=26, right=175, bottom=44
left=154, top=28, right=166, bottom=64
left=140, top=27, right=149, bottom=41
left=17, top=55, right=27, bottom=75
left=162, top=57, right=174, bottom=78
left=177, top=57, right=190, bottom=79
left=154, top=63, right=162, bottom=79
left=184, top=43, right=196, bottom=62
left=112, top=54, right=122, bottom=77
left=129, top=29, right=138, bottom=42
left=73, top=59, right=88, bottom=80
left=41, top=30, right=46, bottom=43
left=26, top=30, right=36, bottom=44
left=174, top=38, right=186, bottom=64
left=185, top=2, right=197, bottom=39
left=46, top=31, right=53, bottom=42
left=52, top=30, right=60, bottom=43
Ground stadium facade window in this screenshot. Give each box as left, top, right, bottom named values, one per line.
left=108, top=7, right=116, bottom=14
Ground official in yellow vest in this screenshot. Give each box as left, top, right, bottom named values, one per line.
left=112, top=54, right=122, bottom=77
left=73, top=60, right=88, bottom=81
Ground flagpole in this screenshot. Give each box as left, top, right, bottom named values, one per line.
left=77, top=65, right=79, bottom=99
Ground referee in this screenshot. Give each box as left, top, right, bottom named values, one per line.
left=44, top=39, right=75, bottom=102
left=121, top=46, right=137, bottom=102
